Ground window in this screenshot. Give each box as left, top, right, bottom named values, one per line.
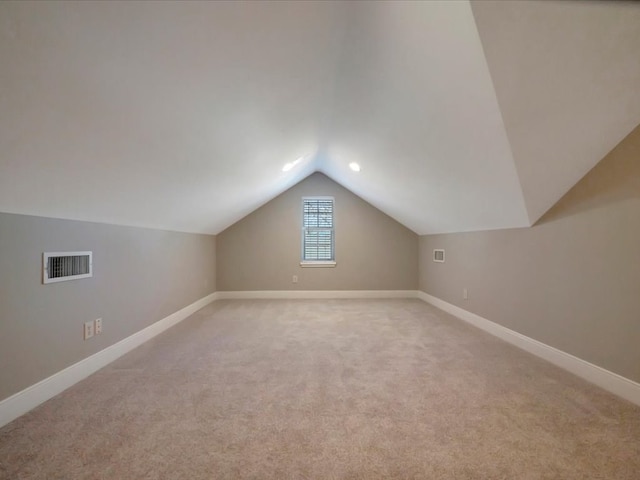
left=301, top=197, right=336, bottom=267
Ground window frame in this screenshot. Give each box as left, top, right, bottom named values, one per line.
left=300, top=196, right=336, bottom=268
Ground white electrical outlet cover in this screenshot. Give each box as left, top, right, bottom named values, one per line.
left=84, top=321, right=94, bottom=340
left=95, top=318, right=102, bottom=335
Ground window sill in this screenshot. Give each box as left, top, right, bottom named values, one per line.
left=300, top=261, right=337, bottom=268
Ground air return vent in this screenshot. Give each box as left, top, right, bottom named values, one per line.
left=433, top=249, right=445, bottom=263
left=43, top=251, right=93, bottom=284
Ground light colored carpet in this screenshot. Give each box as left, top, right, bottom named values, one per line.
left=1, top=299, right=639, bottom=479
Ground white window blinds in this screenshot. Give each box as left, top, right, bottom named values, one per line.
left=302, top=197, right=334, bottom=262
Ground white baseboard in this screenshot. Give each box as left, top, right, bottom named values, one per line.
left=216, top=290, right=419, bottom=300
left=0, top=292, right=218, bottom=429
left=417, top=291, right=640, bottom=407
left=11, top=289, right=633, bottom=429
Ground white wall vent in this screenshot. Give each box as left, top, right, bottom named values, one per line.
left=43, top=251, right=93, bottom=284
left=433, top=249, right=445, bottom=263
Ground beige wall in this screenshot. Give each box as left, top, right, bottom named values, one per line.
left=217, top=172, right=418, bottom=291
left=419, top=125, right=640, bottom=383
left=0, top=213, right=216, bottom=401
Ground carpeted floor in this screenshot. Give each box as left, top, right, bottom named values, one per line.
left=0, top=299, right=639, bottom=479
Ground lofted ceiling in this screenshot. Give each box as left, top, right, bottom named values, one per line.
left=0, top=1, right=639, bottom=235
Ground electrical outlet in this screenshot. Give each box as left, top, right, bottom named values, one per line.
left=292, top=275, right=298, bottom=283
left=94, top=318, right=102, bottom=335
left=463, top=288, right=468, bottom=300
left=84, top=321, right=94, bottom=340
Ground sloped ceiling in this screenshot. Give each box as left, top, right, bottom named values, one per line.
left=0, top=1, right=638, bottom=235
left=471, top=0, right=640, bottom=224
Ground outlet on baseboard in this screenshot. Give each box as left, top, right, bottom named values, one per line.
left=94, top=318, right=103, bottom=335
left=463, top=288, right=468, bottom=300
left=84, top=321, right=94, bottom=340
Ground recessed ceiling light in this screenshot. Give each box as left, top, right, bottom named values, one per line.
left=349, top=162, right=361, bottom=172
left=282, top=157, right=304, bottom=172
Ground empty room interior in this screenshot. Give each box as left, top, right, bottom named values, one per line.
left=1, top=1, right=640, bottom=478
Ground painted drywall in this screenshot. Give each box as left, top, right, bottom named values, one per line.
left=419, top=125, right=640, bottom=383
left=217, top=172, right=418, bottom=291
left=471, top=0, right=640, bottom=224
left=0, top=213, right=216, bottom=401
